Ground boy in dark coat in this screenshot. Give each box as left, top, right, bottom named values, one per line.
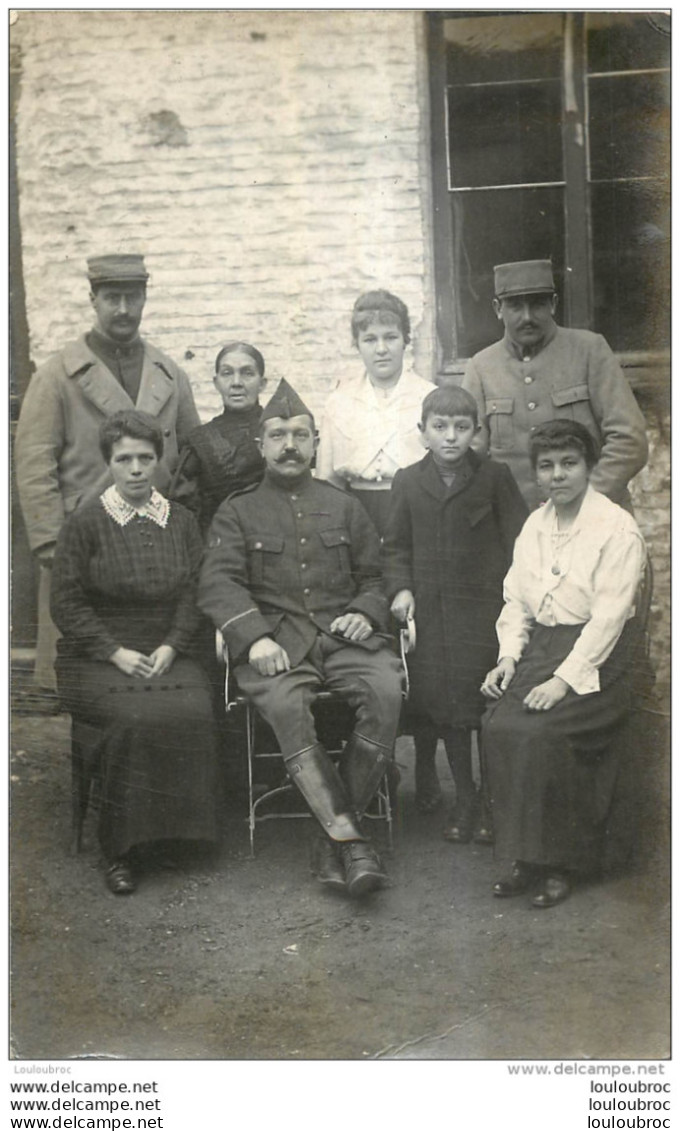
left=382, top=386, right=528, bottom=841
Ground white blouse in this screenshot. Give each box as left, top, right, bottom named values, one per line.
left=496, top=485, right=647, bottom=695
left=316, top=367, right=432, bottom=489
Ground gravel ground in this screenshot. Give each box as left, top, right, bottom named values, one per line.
left=10, top=708, right=669, bottom=1062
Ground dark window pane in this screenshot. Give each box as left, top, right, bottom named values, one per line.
left=591, top=181, right=670, bottom=351
left=587, top=12, right=670, bottom=73
left=589, top=73, right=670, bottom=181
left=451, top=187, right=564, bottom=357
left=448, top=81, right=563, bottom=188
left=445, top=13, right=563, bottom=85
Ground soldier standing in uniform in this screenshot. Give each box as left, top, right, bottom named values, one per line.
left=461, top=259, right=648, bottom=511
left=198, top=379, right=404, bottom=897
left=15, top=254, right=200, bottom=701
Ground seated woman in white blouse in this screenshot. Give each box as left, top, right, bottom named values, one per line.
left=316, top=289, right=431, bottom=537
left=480, top=420, right=647, bottom=909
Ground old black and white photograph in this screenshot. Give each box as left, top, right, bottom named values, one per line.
left=8, top=7, right=670, bottom=1115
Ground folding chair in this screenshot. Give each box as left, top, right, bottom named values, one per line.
left=218, top=627, right=412, bottom=856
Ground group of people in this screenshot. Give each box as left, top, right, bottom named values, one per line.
left=16, top=254, right=650, bottom=908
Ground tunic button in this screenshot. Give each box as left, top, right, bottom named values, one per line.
left=301, top=563, right=307, bottom=570
left=254, top=541, right=262, bottom=549
left=527, top=402, right=536, bottom=411
left=524, top=376, right=533, bottom=385
left=300, top=538, right=307, bottom=545
left=290, top=495, right=298, bottom=501
left=297, top=512, right=303, bottom=519
left=303, top=588, right=310, bottom=596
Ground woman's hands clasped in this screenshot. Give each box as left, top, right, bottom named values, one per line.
left=481, top=658, right=570, bottom=713
left=110, top=644, right=177, bottom=679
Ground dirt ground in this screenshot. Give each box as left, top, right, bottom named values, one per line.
left=10, top=706, right=670, bottom=1062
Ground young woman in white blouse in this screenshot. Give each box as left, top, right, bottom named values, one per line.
left=316, top=290, right=432, bottom=537
left=481, top=420, right=648, bottom=908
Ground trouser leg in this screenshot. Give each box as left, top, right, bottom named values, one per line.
left=35, top=566, right=58, bottom=692
left=412, top=719, right=443, bottom=812
left=234, top=658, right=363, bottom=841
left=443, top=726, right=475, bottom=806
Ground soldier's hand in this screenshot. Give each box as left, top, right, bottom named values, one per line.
left=390, top=589, right=415, bottom=623
left=249, top=637, right=291, bottom=677
left=330, top=612, right=373, bottom=642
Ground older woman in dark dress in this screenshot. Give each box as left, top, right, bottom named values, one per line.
left=51, top=410, right=220, bottom=894
left=170, top=341, right=267, bottom=531
left=480, top=421, right=647, bottom=908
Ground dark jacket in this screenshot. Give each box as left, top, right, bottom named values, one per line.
left=382, top=450, right=528, bottom=727
left=198, top=470, right=391, bottom=667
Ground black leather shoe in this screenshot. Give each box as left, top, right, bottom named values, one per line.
left=310, top=835, right=346, bottom=891
left=532, top=875, right=571, bottom=909
left=340, top=841, right=387, bottom=897
left=105, top=861, right=136, bottom=895
left=493, top=862, right=533, bottom=897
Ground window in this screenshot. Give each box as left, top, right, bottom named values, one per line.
left=428, top=11, right=670, bottom=363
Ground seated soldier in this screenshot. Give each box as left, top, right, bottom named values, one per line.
left=198, top=379, right=404, bottom=897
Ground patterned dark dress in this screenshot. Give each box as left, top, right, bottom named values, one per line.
left=51, top=489, right=219, bottom=861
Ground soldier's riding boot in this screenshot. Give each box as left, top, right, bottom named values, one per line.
left=310, top=831, right=346, bottom=891
left=338, top=732, right=393, bottom=894
left=285, top=743, right=364, bottom=844
left=341, top=732, right=393, bottom=816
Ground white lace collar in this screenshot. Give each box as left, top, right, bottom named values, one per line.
left=100, top=485, right=170, bottom=528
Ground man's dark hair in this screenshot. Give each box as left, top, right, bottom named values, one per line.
left=99, top=409, right=164, bottom=462
left=420, top=385, right=478, bottom=427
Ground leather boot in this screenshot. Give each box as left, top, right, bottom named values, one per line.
left=310, top=832, right=346, bottom=891
left=285, top=743, right=364, bottom=842
left=340, top=840, right=388, bottom=897
left=341, top=732, right=394, bottom=815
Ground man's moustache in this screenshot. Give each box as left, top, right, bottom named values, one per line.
left=275, top=452, right=305, bottom=463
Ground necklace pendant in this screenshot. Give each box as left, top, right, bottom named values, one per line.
left=551, top=564, right=561, bottom=576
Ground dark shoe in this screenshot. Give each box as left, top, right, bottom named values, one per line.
left=415, top=760, right=442, bottom=815
left=493, top=862, right=534, bottom=898
left=310, top=835, right=346, bottom=891
left=340, top=840, right=388, bottom=897
left=442, top=795, right=478, bottom=843
left=532, top=875, right=571, bottom=909
left=105, top=861, right=136, bottom=895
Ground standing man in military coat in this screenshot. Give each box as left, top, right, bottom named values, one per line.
left=461, top=259, right=648, bottom=511
left=15, top=253, right=200, bottom=698
left=198, top=379, right=404, bottom=898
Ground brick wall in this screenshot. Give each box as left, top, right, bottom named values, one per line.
left=13, top=9, right=435, bottom=420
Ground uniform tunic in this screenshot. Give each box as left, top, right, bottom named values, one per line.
left=51, top=491, right=219, bottom=861
left=169, top=404, right=264, bottom=533
left=198, top=470, right=403, bottom=758
left=461, top=326, right=648, bottom=510
left=482, top=487, right=647, bottom=870
left=382, top=450, right=528, bottom=729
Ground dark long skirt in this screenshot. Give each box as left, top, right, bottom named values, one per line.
left=57, top=655, right=220, bottom=861
left=482, top=621, right=637, bottom=873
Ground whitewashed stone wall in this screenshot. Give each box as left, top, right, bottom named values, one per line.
left=13, top=9, right=435, bottom=420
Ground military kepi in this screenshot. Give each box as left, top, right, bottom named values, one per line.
left=87, top=254, right=149, bottom=285
left=261, top=378, right=313, bottom=424
left=494, top=259, right=555, bottom=298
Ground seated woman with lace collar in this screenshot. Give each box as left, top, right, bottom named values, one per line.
left=51, top=410, right=220, bottom=894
